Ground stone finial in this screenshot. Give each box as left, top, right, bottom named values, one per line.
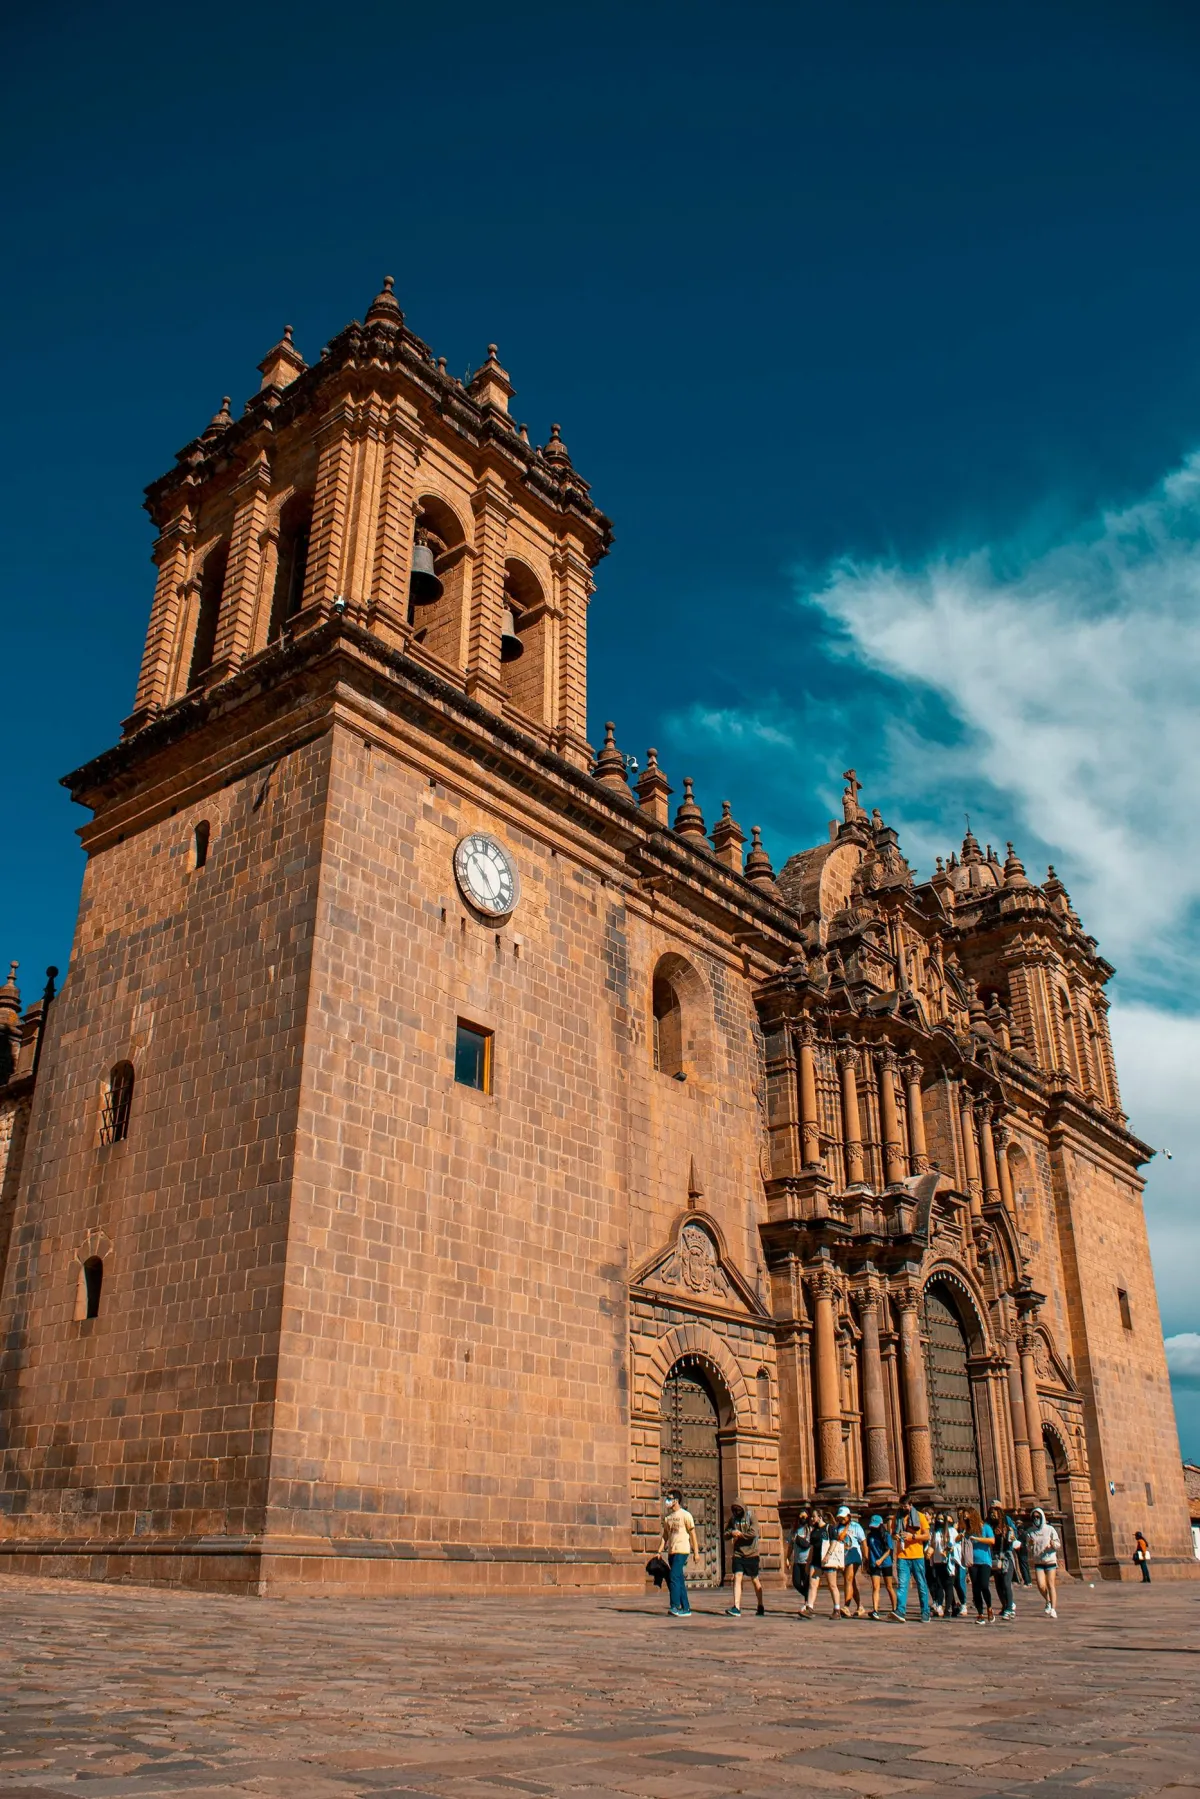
left=744, top=825, right=776, bottom=888
left=1003, top=841, right=1031, bottom=888
left=542, top=421, right=571, bottom=465
left=960, top=823, right=983, bottom=865
left=257, top=324, right=307, bottom=392
left=593, top=721, right=630, bottom=791
left=365, top=274, right=403, bottom=324
left=0, top=960, right=19, bottom=1018
left=635, top=747, right=672, bottom=825
left=201, top=396, right=234, bottom=441
left=711, top=800, right=746, bottom=871
left=673, top=777, right=708, bottom=844
left=468, top=344, right=514, bottom=414
left=966, top=977, right=987, bottom=1027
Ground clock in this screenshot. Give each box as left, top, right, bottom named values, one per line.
left=454, top=832, right=520, bottom=918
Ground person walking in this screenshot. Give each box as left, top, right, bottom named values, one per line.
left=659, top=1490, right=699, bottom=1618
left=839, top=1506, right=867, bottom=1616
left=1027, top=1507, right=1062, bottom=1617
left=787, top=1508, right=814, bottom=1615
left=893, top=1498, right=931, bottom=1622
left=926, top=1512, right=952, bottom=1616
left=723, top=1503, right=765, bottom=1617
left=944, top=1512, right=965, bottom=1616
left=866, top=1512, right=896, bottom=1619
left=987, top=1502, right=1016, bottom=1620
left=1134, top=1531, right=1151, bottom=1583
left=804, top=1509, right=828, bottom=1615
left=818, top=1506, right=847, bottom=1616
left=965, top=1506, right=995, bottom=1623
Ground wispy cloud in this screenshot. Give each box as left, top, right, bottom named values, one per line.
left=808, top=452, right=1200, bottom=998
left=1165, top=1334, right=1200, bottom=1386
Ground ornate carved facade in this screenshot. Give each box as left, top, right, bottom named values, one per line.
left=0, top=278, right=1193, bottom=1591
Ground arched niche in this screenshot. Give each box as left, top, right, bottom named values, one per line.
left=650, top=952, right=713, bottom=1085
left=410, top=493, right=470, bottom=668
left=266, top=489, right=314, bottom=642
left=500, top=557, right=550, bottom=726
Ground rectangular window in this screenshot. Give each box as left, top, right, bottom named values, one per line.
left=455, top=1021, right=493, bottom=1093
left=1145, top=1481, right=1155, bottom=1508
left=1117, top=1288, right=1133, bottom=1331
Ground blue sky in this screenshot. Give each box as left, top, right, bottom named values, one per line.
left=3, top=1, right=1198, bottom=1455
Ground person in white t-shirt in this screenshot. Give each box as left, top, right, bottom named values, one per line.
left=659, top=1491, right=700, bottom=1617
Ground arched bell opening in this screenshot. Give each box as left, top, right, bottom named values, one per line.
left=1042, top=1422, right=1079, bottom=1573
left=921, top=1277, right=984, bottom=1508
left=499, top=559, right=550, bottom=725
left=185, top=539, right=230, bottom=692
left=409, top=495, right=469, bottom=667
left=659, top=1356, right=731, bottom=1587
left=267, top=491, right=314, bottom=642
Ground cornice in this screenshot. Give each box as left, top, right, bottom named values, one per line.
left=61, top=620, right=803, bottom=956
left=145, top=317, right=612, bottom=561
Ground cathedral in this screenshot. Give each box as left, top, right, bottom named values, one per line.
left=0, top=277, right=1193, bottom=1593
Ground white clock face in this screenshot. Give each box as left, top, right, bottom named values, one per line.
left=454, top=833, right=519, bottom=918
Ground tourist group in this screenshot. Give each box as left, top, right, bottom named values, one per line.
left=654, top=1493, right=1066, bottom=1622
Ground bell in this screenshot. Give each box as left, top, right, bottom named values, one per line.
left=500, top=602, right=524, bottom=662
left=409, top=538, right=443, bottom=605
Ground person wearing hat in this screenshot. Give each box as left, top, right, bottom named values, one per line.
left=837, top=1505, right=867, bottom=1616
left=865, top=1512, right=896, bottom=1619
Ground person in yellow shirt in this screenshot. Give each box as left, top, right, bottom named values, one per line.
left=893, top=1499, right=931, bottom=1622
left=659, top=1490, right=700, bottom=1617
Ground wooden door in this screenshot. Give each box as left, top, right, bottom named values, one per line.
left=660, top=1368, right=723, bottom=1586
left=923, top=1288, right=982, bottom=1507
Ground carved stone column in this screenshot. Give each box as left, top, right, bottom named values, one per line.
left=466, top=473, right=512, bottom=709
left=882, top=1329, right=905, bottom=1495
left=367, top=409, right=424, bottom=648
left=894, top=1283, right=936, bottom=1498
left=837, top=1041, right=866, bottom=1187
left=976, top=1102, right=1002, bottom=1206
left=798, top=1020, right=823, bottom=1170
left=298, top=391, right=359, bottom=626
left=959, top=1089, right=983, bottom=1218
left=995, top=1124, right=1016, bottom=1215
left=902, top=1056, right=929, bottom=1174
left=769, top=1253, right=815, bottom=1502
left=856, top=1280, right=893, bottom=1497
left=1019, top=1324, right=1047, bottom=1499
left=125, top=506, right=195, bottom=731
left=209, top=451, right=273, bottom=678
left=810, top=1266, right=848, bottom=1494
left=551, top=540, right=595, bottom=770
left=1006, top=1344, right=1037, bottom=1503
left=877, top=1048, right=907, bottom=1187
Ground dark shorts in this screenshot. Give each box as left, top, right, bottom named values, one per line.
left=732, top=1553, right=761, bottom=1577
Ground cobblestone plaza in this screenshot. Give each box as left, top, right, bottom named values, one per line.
left=1, top=1575, right=1197, bottom=1798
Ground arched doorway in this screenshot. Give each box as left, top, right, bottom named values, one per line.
left=660, top=1362, right=724, bottom=1586
left=922, top=1284, right=982, bottom=1506
left=1042, top=1426, right=1079, bottom=1573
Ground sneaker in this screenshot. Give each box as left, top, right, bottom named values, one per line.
left=724, top=1606, right=741, bottom=1616
left=976, top=1614, right=987, bottom=1624
left=890, top=1610, right=906, bottom=1622
left=1048, top=1606, right=1057, bottom=1618
left=1044, top=1602, right=1053, bottom=1614
left=934, top=1604, right=944, bottom=1617
left=831, top=1608, right=843, bottom=1618
left=756, top=1604, right=766, bottom=1616
left=869, top=1609, right=881, bottom=1620
left=918, top=1614, right=931, bottom=1622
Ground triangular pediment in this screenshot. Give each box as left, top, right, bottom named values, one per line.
left=1033, top=1325, right=1079, bottom=1394
left=631, top=1213, right=770, bottom=1318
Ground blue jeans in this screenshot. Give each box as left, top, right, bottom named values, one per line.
left=896, top=1558, right=930, bottom=1619
left=668, top=1552, right=691, bottom=1612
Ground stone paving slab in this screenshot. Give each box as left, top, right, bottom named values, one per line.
left=0, top=1576, right=1197, bottom=1797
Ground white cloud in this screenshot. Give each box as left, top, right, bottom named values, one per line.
left=806, top=453, right=1200, bottom=994
left=1164, top=1334, right=1200, bottom=1386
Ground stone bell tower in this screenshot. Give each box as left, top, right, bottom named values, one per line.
left=0, top=278, right=629, bottom=1594
left=126, top=277, right=605, bottom=761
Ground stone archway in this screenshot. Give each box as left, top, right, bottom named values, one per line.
left=1042, top=1423, right=1079, bottom=1573
left=660, top=1359, right=728, bottom=1587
